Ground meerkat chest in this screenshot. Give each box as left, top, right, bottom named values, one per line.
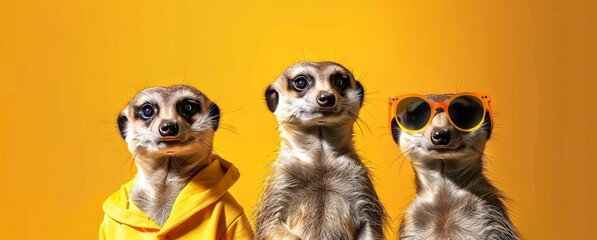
left=130, top=177, right=188, bottom=227
left=280, top=156, right=369, bottom=238
left=402, top=183, right=492, bottom=239
left=283, top=156, right=367, bottom=204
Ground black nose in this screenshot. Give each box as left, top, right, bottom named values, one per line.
left=317, top=93, right=336, bottom=107
left=159, top=122, right=179, bottom=137
left=431, top=130, right=451, bottom=145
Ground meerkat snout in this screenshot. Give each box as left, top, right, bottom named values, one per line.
left=316, top=91, right=335, bottom=108
left=159, top=121, right=179, bottom=137
left=428, top=112, right=455, bottom=146
left=430, top=130, right=451, bottom=145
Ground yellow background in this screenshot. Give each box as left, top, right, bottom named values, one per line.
left=1, top=0, right=594, bottom=239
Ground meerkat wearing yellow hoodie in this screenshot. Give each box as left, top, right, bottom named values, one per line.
left=100, top=85, right=253, bottom=239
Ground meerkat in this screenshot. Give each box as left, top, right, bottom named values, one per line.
left=116, top=84, right=223, bottom=226
left=101, top=84, right=252, bottom=239
left=255, top=61, right=387, bottom=240
left=388, top=93, right=519, bottom=239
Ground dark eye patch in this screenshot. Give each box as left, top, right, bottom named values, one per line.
left=332, top=73, right=350, bottom=91
left=177, top=99, right=201, bottom=121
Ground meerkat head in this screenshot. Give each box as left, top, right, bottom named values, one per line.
left=264, top=61, right=364, bottom=127
left=390, top=94, right=493, bottom=165
left=117, top=85, right=220, bottom=160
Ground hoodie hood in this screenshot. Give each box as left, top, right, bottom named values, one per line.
left=102, top=155, right=241, bottom=233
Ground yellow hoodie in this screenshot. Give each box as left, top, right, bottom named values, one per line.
left=100, top=156, right=253, bottom=240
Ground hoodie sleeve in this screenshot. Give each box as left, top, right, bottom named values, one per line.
left=219, top=213, right=254, bottom=240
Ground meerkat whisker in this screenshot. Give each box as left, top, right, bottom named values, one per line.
left=120, top=153, right=134, bottom=169
left=388, top=140, right=413, bottom=168
left=198, top=139, right=217, bottom=158
left=395, top=147, right=414, bottom=173
left=219, top=122, right=239, bottom=135
left=348, top=110, right=372, bottom=135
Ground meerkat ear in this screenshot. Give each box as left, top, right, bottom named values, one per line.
left=208, top=103, right=220, bottom=131
left=265, top=85, right=279, bottom=112
left=117, top=112, right=128, bottom=139
left=355, top=81, right=365, bottom=107
left=390, top=117, right=401, bottom=144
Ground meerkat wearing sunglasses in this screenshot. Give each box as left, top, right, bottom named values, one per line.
left=255, top=61, right=387, bottom=240
left=389, top=93, right=519, bottom=239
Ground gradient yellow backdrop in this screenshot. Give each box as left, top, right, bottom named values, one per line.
left=1, top=0, right=594, bottom=239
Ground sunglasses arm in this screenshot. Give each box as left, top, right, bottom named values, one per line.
left=388, top=98, right=395, bottom=132
left=487, top=99, right=494, bottom=131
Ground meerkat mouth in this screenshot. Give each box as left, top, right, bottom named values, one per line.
left=315, top=108, right=344, bottom=116
left=309, top=109, right=346, bottom=124
left=427, top=144, right=466, bottom=153
left=159, top=135, right=197, bottom=145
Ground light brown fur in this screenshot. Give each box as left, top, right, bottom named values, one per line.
left=391, top=94, right=519, bottom=239
left=117, top=85, right=221, bottom=226
left=256, top=62, right=387, bottom=240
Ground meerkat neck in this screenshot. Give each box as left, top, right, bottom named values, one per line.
left=133, top=153, right=212, bottom=194
left=129, top=153, right=212, bottom=226
left=279, top=123, right=356, bottom=163
left=413, top=157, right=486, bottom=194
left=413, top=156, right=508, bottom=213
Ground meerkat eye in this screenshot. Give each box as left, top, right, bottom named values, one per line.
left=293, top=75, right=309, bottom=91
left=332, top=74, right=350, bottom=90
left=139, top=104, right=156, bottom=120
left=178, top=99, right=200, bottom=117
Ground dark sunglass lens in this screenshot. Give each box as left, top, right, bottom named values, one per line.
left=448, top=96, right=484, bottom=130
left=396, top=97, right=431, bottom=131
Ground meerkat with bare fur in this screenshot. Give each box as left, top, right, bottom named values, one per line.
left=101, top=84, right=252, bottom=239
left=255, top=61, right=387, bottom=240
left=389, top=93, right=519, bottom=239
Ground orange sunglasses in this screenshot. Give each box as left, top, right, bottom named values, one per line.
left=388, top=92, right=494, bottom=133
